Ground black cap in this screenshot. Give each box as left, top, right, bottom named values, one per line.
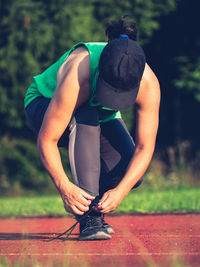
left=96, top=38, right=146, bottom=110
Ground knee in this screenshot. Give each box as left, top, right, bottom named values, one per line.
left=75, top=105, right=99, bottom=126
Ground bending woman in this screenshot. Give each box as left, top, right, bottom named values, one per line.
left=25, top=15, right=160, bottom=240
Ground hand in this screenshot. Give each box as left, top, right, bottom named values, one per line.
left=60, top=181, right=95, bottom=215
left=97, top=188, right=124, bottom=214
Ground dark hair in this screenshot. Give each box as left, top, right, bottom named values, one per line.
left=105, top=15, right=138, bottom=41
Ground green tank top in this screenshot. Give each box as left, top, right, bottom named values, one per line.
left=24, top=42, right=121, bottom=123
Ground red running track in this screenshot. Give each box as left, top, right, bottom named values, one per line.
left=0, top=214, right=200, bottom=267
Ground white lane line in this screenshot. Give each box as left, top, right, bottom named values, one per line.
left=127, top=235, right=200, bottom=238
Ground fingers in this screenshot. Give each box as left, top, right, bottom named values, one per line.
left=81, top=190, right=95, bottom=200
left=98, top=192, right=109, bottom=209
left=69, top=196, right=92, bottom=215
left=65, top=201, right=89, bottom=215
left=98, top=190, right=119, bottom=213
left=63, top=184, right=96, bottom=216
left=76, top=201, right=90, bottom=213
left=99, top=201, right=114, bottom=213
left=79, top=195, right=92, bottom=206
left=79, top=189, right=95, bottom=207
left=71, top=205, right=84, bottom=216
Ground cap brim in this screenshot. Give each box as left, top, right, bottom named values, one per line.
left=95, top=75, right=139, bottom=111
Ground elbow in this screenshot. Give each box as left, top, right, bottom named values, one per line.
left=37, top=131, right=58, bottom=151
left=37, top=129, right=45, bottom=147
left=135, top=143, right=156, bottom=157
left=37, top=131, right=48, bottom=152
left=135, top=143, right=145, bottom=151
left=135, top=143, right=147, bottom=154
left=37, top=133, right=55, bottom=160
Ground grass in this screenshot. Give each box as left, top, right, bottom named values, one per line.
left=0, top=187, right=199, bottom=216
left=117, top=187, right=200, bottom=213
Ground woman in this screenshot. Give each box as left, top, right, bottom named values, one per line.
left=25, top=15, right=160, bottom=240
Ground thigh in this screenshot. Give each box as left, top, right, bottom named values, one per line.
left=25, top=96, right=51, bottom=134
left=25, top=96, right=69, bottom=147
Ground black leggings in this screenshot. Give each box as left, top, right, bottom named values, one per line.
left=25, top=96, right=142, bottom=197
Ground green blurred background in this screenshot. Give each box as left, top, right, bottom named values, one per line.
left=0, top=0, right=199, bottom=197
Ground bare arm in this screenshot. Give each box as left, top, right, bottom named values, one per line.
left=98, top=64, right=161, bottom=213
left=37, top=47, right=94, bottom=215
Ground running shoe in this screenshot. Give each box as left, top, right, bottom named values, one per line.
left=79, top=211, right=111, bottom=240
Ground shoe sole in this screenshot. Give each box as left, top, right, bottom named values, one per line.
left=105, top=226, right=115, bottom=235
left=79, top=231, right=111, bottom=241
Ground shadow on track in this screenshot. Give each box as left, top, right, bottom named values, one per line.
left=0, top=233, right=79, bottom=241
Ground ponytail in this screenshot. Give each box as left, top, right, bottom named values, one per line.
left=105, top=15, right=138, bottom=41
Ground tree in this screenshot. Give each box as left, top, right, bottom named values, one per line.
left=144, top=0, right=200, bottom=148
left=93, top=0, right=176, bottom=44
left=0, top=0, right=103, bottom=138
left=0, top=0, right=54, bottom=136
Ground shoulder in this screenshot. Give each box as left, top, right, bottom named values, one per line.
left=135, top=63, right=160, bottom=110
left=62, top=45, right=90, bottom=69
left=57, top=46, right=90, bottom=87
left=142, top=64, right=160, bottom=87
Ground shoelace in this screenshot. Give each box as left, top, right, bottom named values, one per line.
left=48, top=196, right=99, bottom=241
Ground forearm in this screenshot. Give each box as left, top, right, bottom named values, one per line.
left=37, top=137, right=70, bottom=193
left=116, top=145, right=154, bottom=197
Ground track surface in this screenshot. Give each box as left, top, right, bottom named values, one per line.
left=0, top=214, right=200, bottom=266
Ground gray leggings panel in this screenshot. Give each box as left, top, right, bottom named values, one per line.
left=69, top=119, right=101, bottom=196
left=68, top=105, right=101, bottom=196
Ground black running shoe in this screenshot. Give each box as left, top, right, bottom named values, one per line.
left=79, top=211, right=111, bottom=240
left=102, top=214, right=115, bottom=234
